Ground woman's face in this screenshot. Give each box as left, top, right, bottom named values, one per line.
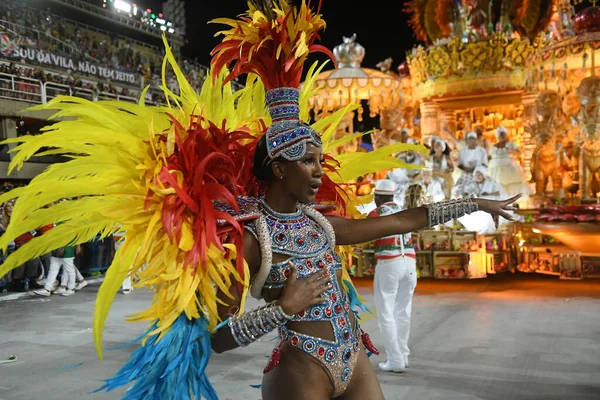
left=498, top=131, right=507, bottom=141
left=273, top=143, right=324, bottom=203
left=475, top=171, right=485, bottom=183
left=434, top=141, right=443, bottom=155
left=467, top=137, right=477, bottom=148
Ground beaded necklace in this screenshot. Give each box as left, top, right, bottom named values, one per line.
left=260, top=201, right=328, bottom=258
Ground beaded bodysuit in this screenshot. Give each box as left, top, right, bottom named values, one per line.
left=245, top=200, right=362, bottom=397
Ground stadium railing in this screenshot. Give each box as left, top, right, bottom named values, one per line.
left=0, top=72, right=43, bottom=103
left=1, top=72, right=152, bottom=105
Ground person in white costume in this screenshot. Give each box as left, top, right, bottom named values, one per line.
left=458, top=166, right=512, bottom=233
left=388, top=138, right=424, bottom=189
left=418, top=168, right=446, bottom=203
left=488, top=126, right=532, bottom=199
left=368, top=179, right=419, bottom=373
left=452, top=132, right=488, bottom=198
left=429, top=138, right=454, bottom=198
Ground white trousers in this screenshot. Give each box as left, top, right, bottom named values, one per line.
left=60, top=266, right=84, bottom=287
left=122, top=275, right=132, bottom=291
left=44, top=257, right=76, bottom=291
left=374, top=256, right=417, bottom=364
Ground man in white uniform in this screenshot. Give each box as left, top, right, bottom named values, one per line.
left=368, top=179, right=417, bottom=373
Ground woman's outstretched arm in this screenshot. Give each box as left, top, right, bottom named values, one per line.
left=327, top=195, right=521, bottom=246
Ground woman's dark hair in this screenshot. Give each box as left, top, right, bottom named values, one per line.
left=252, top=134, right=285, bottom=182
left=429, top=140, right=450, bottom=156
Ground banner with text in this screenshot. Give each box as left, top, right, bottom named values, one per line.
left=1, top=47, right=138, bottom=85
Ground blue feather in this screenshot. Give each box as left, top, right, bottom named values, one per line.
left=96, top=314, right=218, bottom=400
left=343, top=279, right=371, bottom=317
left=57, top=362, right=84, bottom=371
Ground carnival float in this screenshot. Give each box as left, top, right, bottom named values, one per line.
left=314, top=0, right=600, bottom=280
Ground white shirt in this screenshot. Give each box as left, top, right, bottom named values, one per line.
left=490, top=142, right=519, bottom=160
left=458, top=146, right=488, bottom=171
left=430, top=154, right=451, bottom=172
left=420, top=179, right=445, bottom=203
left=467, top=177, right=507, bottom=200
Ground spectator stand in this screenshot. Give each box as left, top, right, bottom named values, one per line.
left=0, top=61, right=141, bottom=104
left=1, top=0, right=239, bottom=103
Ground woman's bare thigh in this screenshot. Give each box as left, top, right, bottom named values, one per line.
left=337, top=349, right=384, bottom=400
left=262, top=343, right=334, bottom=400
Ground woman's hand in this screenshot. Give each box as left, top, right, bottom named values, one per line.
left=278, top=263, right=331, bottom=316
left=475, top=194, right=522, bottom=227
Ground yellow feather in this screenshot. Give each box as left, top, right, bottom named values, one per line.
left=298, top=61, right=328, bottom=122
left=315, top=104, right=361, bottom=146
left=93, top=233, right=141, bottom=359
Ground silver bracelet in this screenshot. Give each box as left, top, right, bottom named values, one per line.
left=424, top=197, right=479, bottom=226
left=228, top=302, right=293, bottom=347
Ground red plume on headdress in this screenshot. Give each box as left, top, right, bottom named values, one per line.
left=210, top=0, right=335, bottom=90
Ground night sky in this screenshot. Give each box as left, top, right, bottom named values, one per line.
left=182, top=1, right=417, bottom=71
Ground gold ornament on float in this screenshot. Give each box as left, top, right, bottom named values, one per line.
left=407, top=34, right=543, bottom=101
left=307, top=34, right=403, bottom=117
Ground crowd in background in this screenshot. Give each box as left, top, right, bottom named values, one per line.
left=0, top=61, right=146, bottom=103
left=0, top=0, right=218, bottom=104
left=0, top=183, right=118, bottom=294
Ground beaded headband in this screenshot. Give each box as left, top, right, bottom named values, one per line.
left=265, top=87, right=322, bottom=161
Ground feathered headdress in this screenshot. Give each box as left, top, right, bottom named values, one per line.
left=211, top=0, right=334, bottom=163
left=211, top=0, right=334, bottom=90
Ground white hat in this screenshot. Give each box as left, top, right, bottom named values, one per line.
left=496, top=126, right=508, bottom=138
left=374, top=179, right=397, bottom=195
left=466, top=131, right=477, bottom=140
left=401, top=128, right=410, bottom=135
left=433, top=138, right=447, bottom=152
left=473, top=165, right=487, bottom=176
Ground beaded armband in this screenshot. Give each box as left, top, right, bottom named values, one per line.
left=424, top=197, right=479, bottom=226
left=228, top=302, right=294, bottom=347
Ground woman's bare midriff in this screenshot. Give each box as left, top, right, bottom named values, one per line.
left=262, top=254, right=357, bottom=342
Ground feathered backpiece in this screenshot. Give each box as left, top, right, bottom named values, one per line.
left=0, top=37, right=268, bottom=399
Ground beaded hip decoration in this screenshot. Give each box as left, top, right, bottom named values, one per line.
left=265, top=87, right=321, bottom=161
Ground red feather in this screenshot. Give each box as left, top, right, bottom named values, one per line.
left=147, top=114, right=258, bottom=276
left=264, top=340, right=284, bottom=373
left=210, top=2, right=333, bottom=90
left=314, top=155, right=348, bottom=216
left=361, top=328, right=380, bottom=355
